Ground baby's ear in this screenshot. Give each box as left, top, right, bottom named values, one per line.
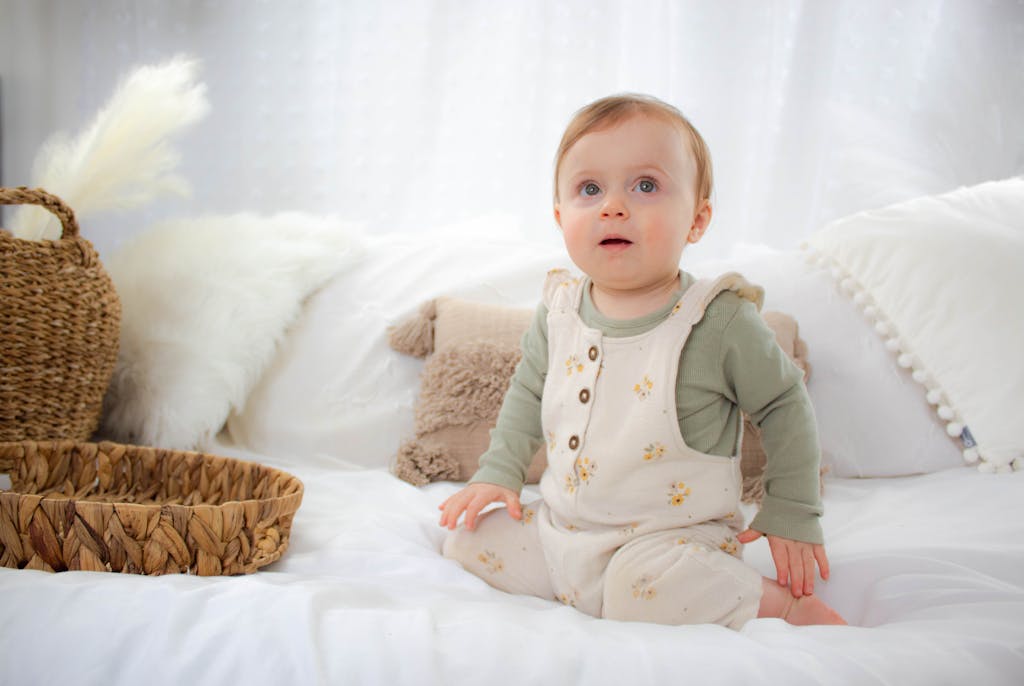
left=553, top=204, right=562, bottom=229
left=687, top=200, right=712, bottom=244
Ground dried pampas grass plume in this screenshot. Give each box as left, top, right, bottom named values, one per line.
left=10, top=55, right=209, bottom=240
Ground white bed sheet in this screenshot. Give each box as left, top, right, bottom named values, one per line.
left=2, top=443, right=1022, bottom=686
left=4, top=216, right=1022, bottom=684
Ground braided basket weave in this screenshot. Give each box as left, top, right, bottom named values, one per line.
left=0, top=187, right=121, bottom=442
left=0, top=441, right=304, bottom=575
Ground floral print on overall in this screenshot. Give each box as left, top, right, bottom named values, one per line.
left=642, top=442, right=666, bottom=462
left=668, top=481, right=692, bottom=506
left=477, top=550, right=504, bottom=574
left=633, top=375, right=654, bottom=400
left=564, top=456, right=597, bottom=493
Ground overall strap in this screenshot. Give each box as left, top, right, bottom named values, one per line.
left=542, top=268, right=585, bottom=313
left=670, top=272, right=764, bottom=328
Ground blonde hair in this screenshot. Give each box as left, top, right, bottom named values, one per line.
left=553, top=94, right=713, bottom=204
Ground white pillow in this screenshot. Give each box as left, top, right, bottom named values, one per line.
left=232, top=226, right=977, bottom=477
left=226, top=223, right=572, bottom=469
left=804, top=177, right=1024, bottom=473
left=690, top=247, right=963, bottom=478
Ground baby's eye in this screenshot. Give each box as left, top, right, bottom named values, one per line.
left=634, top=179, right=657, bottom=193
left=580, top=182, right=601, bottom=197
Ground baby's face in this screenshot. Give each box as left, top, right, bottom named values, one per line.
left=554, top=114, right=708, bottom=300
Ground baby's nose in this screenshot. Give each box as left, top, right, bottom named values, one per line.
left=600, top=195, right=629, bottom=219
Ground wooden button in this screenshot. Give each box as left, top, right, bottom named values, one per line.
left=588, top=346, right=599, bottom=361
left=568, top=435, right=579, bottom=450
left=578, top=389, right=590, bottom=403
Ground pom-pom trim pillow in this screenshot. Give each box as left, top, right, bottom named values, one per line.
left=804, top=177, right=1024, bottom=473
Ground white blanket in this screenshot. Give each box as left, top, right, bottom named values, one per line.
left=2, top=449, right=1022, bottom=685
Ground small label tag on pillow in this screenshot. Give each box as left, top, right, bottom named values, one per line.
left=960, top=426, right=977, bottom=449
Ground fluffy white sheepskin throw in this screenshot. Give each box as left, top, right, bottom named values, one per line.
left=100, top=212, right=362, bottom=449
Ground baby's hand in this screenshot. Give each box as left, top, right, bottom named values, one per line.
left=737, top=528, right=831, bottom=598
left=438, top=482, right=522, bottom=531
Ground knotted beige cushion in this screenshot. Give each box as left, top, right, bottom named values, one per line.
left=389, top=297, right=816, bottom=504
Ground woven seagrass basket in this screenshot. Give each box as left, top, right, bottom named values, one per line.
left=0, top=441, right=304, bottom=575
left=0, top=187, right=121, bottom=442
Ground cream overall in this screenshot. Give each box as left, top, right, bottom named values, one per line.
left=444, top=270, right=764, bottom=628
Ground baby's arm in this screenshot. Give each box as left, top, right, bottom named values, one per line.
left=722, top=300, right=827, bottom=595
left=438, top=303, right=548, bottom=529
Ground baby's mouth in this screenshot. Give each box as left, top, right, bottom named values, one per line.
left=600, top=237, right=633, bottom=246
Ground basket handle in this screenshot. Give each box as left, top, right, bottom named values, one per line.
left=0, top=186, right=81, bottom=240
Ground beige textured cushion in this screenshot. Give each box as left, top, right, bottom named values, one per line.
left=389, top=297, right=813, bottom=503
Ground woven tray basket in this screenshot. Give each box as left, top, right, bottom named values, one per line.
left=0, top=441, right=304, bottom=575
left=0, top=187, right=121, bottom=442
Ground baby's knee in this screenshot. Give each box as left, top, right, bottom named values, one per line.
left=439, top=506, right=554, bottom=599
left=602, top=543, right=761, bottom=628
left=601, top=544, right=697, bottom=624
left=441, top=525, right=474, bottom=566
left=440, top=508, right=511, bottom=569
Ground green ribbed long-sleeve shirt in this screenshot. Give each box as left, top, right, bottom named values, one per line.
left=470, top=271, right=824, bottom=544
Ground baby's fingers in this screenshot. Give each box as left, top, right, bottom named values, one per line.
left=788, top=549, right=806, bottom=598
left=438, top=493, right=469, bottom=529
left=463, top=496, right=490, bottom=531
left=801, top=550, right=816, bottom=596
left=504, top=494, right=522, bottom=521
left=815, top=545, right=831, bottom=581
left=770, top=543, right=790, bottom=590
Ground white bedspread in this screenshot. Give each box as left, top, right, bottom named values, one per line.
left=3, top=207, right=1022, bottom=684
left=2, top=445, right=1022, bottom=685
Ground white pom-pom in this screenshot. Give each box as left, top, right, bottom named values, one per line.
left=863, top=305, right=878, bottom=319
left=912, top=369, right=929, bottom=384
left=926, top=389, right=943, bottom=405
left=840, top=277, right=856, bottom=294
left=875, top=321, right=890, bottom=336
left=996, top=464, right=1013, bottom=474
left=1012, top=457, right=1023, bottom=472
left=963, top=448, right=980, bottom=463
left=897, top=353, right=914, bottom=368
left=885, top=337, right=901, bottom=352
left=978, top=461, right=996, bottom=474
left=937, top=405, right=954, bottom=420
left=853, top=291, right=868, bottom=306
left=946, top=422, right=964, bottom=437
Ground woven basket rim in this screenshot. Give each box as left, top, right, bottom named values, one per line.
left=0, top=440, right=304, bottom=575
left=0, top=439, right=304, bottom=507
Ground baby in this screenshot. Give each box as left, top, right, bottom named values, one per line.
left=439, top=94, right=845, bottom=628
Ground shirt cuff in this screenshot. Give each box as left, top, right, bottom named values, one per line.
left=749, top=494, right=824, bottom=545
left=469, top=463, right=525, bottom=493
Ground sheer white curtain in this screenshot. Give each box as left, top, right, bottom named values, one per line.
left=2, top=0, right=1022, bottom=259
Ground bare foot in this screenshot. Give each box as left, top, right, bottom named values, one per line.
left=783, top=594, right=847, bottom=625
left=758, top=578, right=847, bottom=625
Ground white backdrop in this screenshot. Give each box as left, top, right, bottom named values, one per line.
left=2, top=0, right=1023, bottom=260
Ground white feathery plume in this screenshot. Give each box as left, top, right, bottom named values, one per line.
left=10, top=55, right=209, bottom=241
